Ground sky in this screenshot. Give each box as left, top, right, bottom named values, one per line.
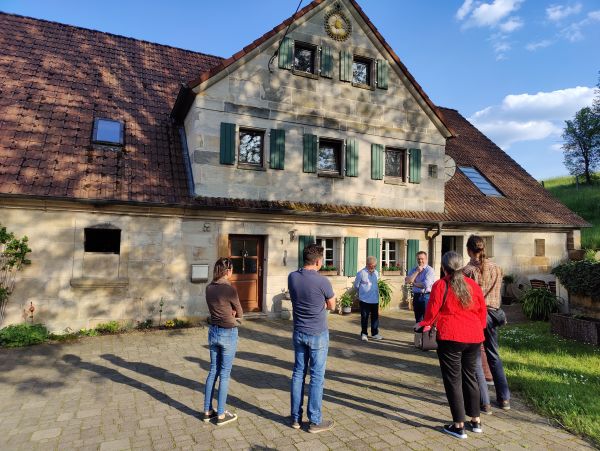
left=1, top=0, right=599, bottom=180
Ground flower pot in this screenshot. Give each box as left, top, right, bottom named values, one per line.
left=319, top=270, right=338, bottom=276
left=382, top=270, right=402, bottom=276
left=342, top=306, right=352, bottom=314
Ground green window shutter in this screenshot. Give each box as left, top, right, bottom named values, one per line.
left=344, top=237, right=358, bottom=276
left=345, top=138, right=358, bottom=177
left=303, top=134, right=317, bottom=173
left=371, top=143, right=384, bottom=180
left=406, top=239, right=419, bottom=272
left=219, top=122, right=236, bottom=165
left=278, top=37, right=294, bottom=70
left=269, top=129, right=285, bottom=170
left=340, top=50, right=353, bottom=82
left=320, top=45, right=333, bottom=78
left=298, top=235, right=316, bottom=269
left=409, top=148, right=421, bottom=183
left=376, top=59, right=389, bottom=89
left=366, top=238, right=381, bottom=272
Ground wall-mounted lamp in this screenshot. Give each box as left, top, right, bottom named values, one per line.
left=289, top=229, right=298, bottom=242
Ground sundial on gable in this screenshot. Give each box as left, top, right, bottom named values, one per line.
left=324, top=3, right=352, bottom=41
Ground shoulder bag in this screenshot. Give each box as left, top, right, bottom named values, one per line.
left=414, top=281, right=449, bottom=351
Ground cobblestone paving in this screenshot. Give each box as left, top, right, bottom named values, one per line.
left=0, top=311, right=595, bottom=450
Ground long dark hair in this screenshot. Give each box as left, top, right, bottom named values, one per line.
left=212, top=258, right=233, bottom=281
left=466, top=235, right=487, bottom=281
left=442, top=251, right=472, bottom=307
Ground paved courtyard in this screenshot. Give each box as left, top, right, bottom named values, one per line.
left=0, top=311, right=594, bottom=451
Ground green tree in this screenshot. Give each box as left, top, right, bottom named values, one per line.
left=562, top=106, right=600, bottom=184
left=0, top=225, right=32, bottom=325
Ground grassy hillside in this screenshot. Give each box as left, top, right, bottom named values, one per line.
left=543, top=174, right=600, bottom=249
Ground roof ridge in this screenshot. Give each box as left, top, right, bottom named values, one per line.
left=0, top=10, right=224, bottom=61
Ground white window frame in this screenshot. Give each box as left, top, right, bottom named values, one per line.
left=316, top=237, right=338, bottom=269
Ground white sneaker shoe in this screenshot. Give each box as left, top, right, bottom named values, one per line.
left=372, top=334, right=383, bottom=340
left=361, top=334, right=368, bottom=342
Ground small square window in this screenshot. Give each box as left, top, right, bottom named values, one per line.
left=429, top=164, right=438, bottom=179
left=84, top=228, right=121, bottom=254
left=318, top=138, right=343, bottom=175
left=385, top=148, right=406, bottom=181
left=535, top=239, right=546, bottom=257
left=238, top=128, right=264, bottom=167
left=316, top=237, right=337, bottom=269
left=293, top=42, right=317, bottom=75
left=93, top=118, right=124, bottom=146
left=352, top=57, right=371, bottom=86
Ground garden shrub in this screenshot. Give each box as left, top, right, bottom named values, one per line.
left=0, top=323, right=49, bottom=347
left=521, top=288, right=561, bottom=321
left=95, top=320, right=122, bottom=334
left=552, top=260, right=600, bottom=301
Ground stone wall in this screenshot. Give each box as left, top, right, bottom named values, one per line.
left=184, top=0, right=447, bottom=212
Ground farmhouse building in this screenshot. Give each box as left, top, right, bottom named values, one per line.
left=0, top=0, right=587, bottom=330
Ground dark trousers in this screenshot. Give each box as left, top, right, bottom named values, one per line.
left=413, top=293, right=430, bottom=323
left=484, top=313, right=511, bottom=402
left=437, top=340, right=481, bottom=423
left=359, top=301, right=379, bottom=336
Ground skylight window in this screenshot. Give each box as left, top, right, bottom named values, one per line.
left=93, top=118, right=124, bottom=146
left=459, top=167, right=503, bottom=197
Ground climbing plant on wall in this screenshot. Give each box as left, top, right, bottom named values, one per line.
left=0, top=225, right=32, bottom=324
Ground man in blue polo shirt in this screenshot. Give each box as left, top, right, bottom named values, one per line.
left=405, top=250, right=435, bottom=323
left=288, top=243, right=336, bottom=433
left=354, top=256, right=381, bottom=342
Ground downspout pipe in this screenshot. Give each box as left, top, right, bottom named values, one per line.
left=427, top=222, right=443, bottom=267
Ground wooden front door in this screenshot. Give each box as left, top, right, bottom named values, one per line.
left=228, top=235, right=263, bottom=312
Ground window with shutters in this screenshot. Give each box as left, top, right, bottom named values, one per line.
left=384, top=147, right=406, bottom=184
left=535, top=239, right=546, bottom=257
left=316, top=237, right=338, bottom=269
left=352, top=56, right=373, bottom=88
left=238, top=128, right=264, bottom=168
left=318, top=138, right=343, bottom=177
left=293, top=42, right=318, bottom=77
left=381, top=240, right=404, bottom=270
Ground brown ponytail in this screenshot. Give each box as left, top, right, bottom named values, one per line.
left=467, top=235, right=487, bottom=281
left=212, top=257, right=233, bottom=282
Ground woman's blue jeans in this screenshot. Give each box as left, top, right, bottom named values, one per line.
left=204, top=325, right=238, bottom=415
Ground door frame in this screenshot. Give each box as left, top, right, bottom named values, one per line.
left=227, top=234, right=264, bottom=312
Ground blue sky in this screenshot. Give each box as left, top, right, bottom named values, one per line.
left=2, top=0, right=599, bottom=179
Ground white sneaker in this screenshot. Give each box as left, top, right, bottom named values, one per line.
left=372, top=334, right=383, bottom=340
left=361, top=334, right=368, bottom=342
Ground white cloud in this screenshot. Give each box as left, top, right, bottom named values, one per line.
left=559, top=9, right=600, bottom=42
left=458, top=0, right=524, bottom=28
left=469, top=86, right=595, bottom=148
left=550, top=143, right=564, bottom=152
left=526, top=39, right=554, bottom=51
left=499, top=16, right=524, bottom=32
left=546, top=3, right=582, bottom=22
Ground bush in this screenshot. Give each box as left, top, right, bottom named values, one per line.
left=164, top=318, right=190, bottom=329
left=378, top=278, right=393, bottom=310
left=0, top=323, right=49, bottom=347
left=136, top=319, right=153, bottom=330
left=552, top=260, right=600, bottom=301
left=95, top=321, right=122, bottom=334
left=521, top=288, right=561, bottom=321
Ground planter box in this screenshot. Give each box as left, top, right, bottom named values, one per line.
left=382, top=270, right=402, bottom=276
left=550, top=313, right=600, bottom=346
left=570, top=294, right=600, bottom=319
left=319, top=270, right=338, bottom=276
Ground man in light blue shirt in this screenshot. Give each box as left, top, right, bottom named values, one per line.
left=405, top=251, right=435, bottom=323
left=353, top=256, right=381, bottom=342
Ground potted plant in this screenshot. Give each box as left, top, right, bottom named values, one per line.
left=378, top=278, right=393, bottom=310
left=319, top=265, right=338, bottom=276
left=382, top=265, right=402, bottom=275
left=339, top=291, right=353, bottom=314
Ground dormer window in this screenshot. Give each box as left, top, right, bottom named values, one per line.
left=92, top=118, right=124, bottom=146
left=459, top=166, right=503, bottom=197
left=352, top=56, right=372, bottom=87
left=293, top=42, right=317, bottom=75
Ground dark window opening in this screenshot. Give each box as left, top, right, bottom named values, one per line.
left=84, top=228, right=121, bottom=254
left=293, top=43, right=317, bottom=74
left=92, top=118, right=124, bottom=146
left=353, top=57, right=371, bottom=86
left=385, top=147, right=405, bottom=180
left=429, top=164, right=438, bottom=178
left=318, top=139, right=342, bottom=174
left=238, top=128, right=264, bottom=166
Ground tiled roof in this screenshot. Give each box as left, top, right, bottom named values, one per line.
left=0, top=12, right=588, bottom=227
left=0, top=12, right=222, bottom=203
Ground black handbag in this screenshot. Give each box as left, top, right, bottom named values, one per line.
left=414, top=282, right=448, bottom=351
left=487, top=307, right=507, bottom=327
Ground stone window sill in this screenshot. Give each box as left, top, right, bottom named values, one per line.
left=384, top=177, right=406, bottom=186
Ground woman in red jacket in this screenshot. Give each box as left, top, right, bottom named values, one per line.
left=416, top=251, right=487, bottom=439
